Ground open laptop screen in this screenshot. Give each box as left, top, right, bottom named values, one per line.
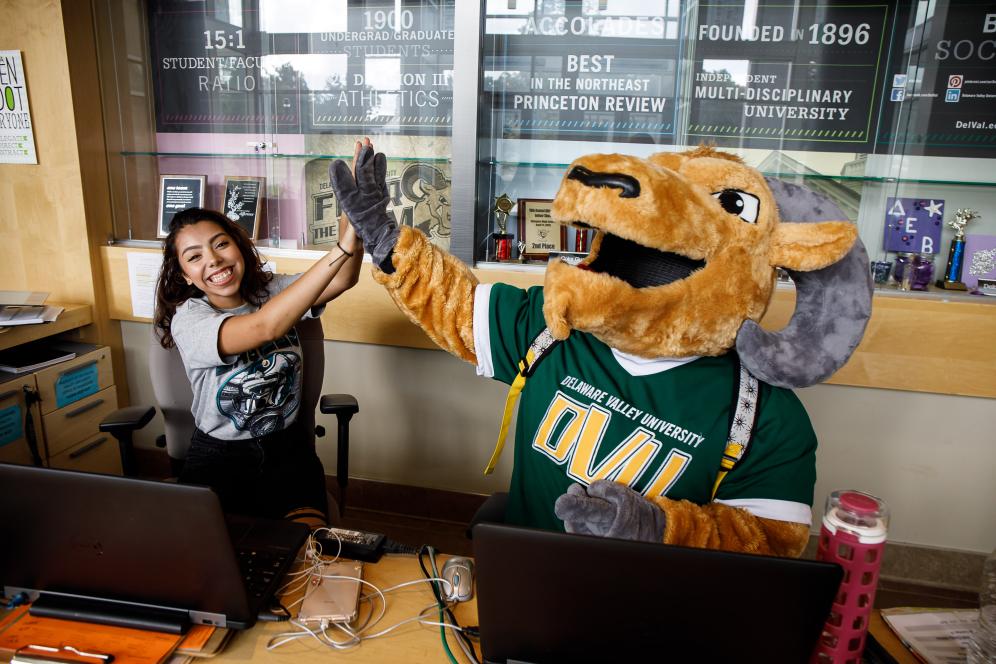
left=473, top=522, right=841, bottom=664
left=0, top=463, right=306, bottom=631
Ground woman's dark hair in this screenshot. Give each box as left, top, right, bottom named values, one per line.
left=153, top=207, right=272, bottom=348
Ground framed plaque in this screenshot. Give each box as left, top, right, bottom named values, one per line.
left=157, top=175, right=206, bottom=238
left=223, top=176, right=266, bottom=240
left=517, top=199, right=563, bottom=261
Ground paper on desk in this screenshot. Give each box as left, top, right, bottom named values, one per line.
left=0, top=306, right=63, bottom=326
left=127, top=252, right=163, bottom=319
left=0, top=292, right=48, bottom=306
left=0, top=611, right=183, bottom=664
left=881, top=607, right=978, bottom=664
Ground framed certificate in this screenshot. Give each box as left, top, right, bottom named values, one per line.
left=223, top=175, right=266, bottom=240
left=517, top=198, right=563, bottom=260
left=157, top=175, right=206, bottom=238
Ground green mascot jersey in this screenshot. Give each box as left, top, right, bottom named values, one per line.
left=476, top=284, right=817, bottom=533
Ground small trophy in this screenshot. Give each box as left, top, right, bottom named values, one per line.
left=936, top=208, right=979, bottom=290
left=492, top=193, right=515, bottom=261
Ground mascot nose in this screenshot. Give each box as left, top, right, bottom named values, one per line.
left=567, top=165, right=640, bottom=199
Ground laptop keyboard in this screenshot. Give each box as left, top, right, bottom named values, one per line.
left=237, top=548, right=289, bottom=602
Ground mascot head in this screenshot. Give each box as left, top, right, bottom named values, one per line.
left=545, top=146, right=872, bottom=388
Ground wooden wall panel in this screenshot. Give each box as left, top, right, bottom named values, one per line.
left=0, top=0, right=92, bottom=304
left=0, top=1, right=129, bottom=404
left=100, top=246, right=996, bottom=398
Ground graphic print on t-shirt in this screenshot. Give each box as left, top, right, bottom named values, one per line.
left=217, top=351, right=301, bottom=436
left=531, top=377, right=709, bottom=499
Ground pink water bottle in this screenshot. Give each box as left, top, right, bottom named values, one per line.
left=811, top=490, right=889, bottom=664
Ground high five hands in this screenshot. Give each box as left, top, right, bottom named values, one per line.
left=330, top=138, right=399, bottom=273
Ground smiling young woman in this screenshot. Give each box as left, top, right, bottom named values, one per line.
left=151, top=139, right=372, bottom=529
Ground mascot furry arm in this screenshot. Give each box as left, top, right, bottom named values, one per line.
left=332, top=145, right=871, bottom=558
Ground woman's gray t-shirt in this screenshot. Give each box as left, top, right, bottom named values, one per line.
left=171, top=273, right=324, bottom=439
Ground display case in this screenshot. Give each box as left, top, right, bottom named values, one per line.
left=97, top=1, right=996, bottom=287
left=475, top=0, right=996, bottom=294
left=97, top=0, right=459, bottom=254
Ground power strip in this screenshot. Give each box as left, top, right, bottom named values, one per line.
left=314, top=527, right=386, bottom=562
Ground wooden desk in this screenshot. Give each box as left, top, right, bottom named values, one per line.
left=216, top=555, right=479, bottom=663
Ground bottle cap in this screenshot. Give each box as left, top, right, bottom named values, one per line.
left=840, top=491, right=880, bottom=515
left=823, top=489, right=889, bottom=543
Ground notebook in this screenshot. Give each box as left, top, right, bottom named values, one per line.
left=0, top=341, right=74, bottom=374
left=0, top=463, right=309, bottom=632
left=472, top=522, right=843, bottom=664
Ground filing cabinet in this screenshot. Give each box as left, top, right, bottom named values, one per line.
left=0, top=373, right=44, bottom=466
left=0, top=343, right=121, bottom=475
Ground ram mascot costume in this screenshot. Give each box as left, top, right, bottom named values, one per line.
left=331, top=145, right=871, bottom=557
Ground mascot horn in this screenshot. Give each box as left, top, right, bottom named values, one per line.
left=737, top=178, right=872, bottom=388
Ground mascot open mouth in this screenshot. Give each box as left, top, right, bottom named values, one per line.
left=575, top=229, right=706, bottom=289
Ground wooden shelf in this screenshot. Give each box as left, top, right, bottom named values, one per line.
left=98, top=245, right=996, bottom=399
left=0, top=304, right=93, bottom=352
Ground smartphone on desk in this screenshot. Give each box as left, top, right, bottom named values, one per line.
left=297, top=561, right=363, bottom=625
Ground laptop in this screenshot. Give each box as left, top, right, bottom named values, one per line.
left=0, top=463, right=309, bottom=632
left=472, top=522, right=842, bottom=664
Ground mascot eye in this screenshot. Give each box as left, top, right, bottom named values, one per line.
left=711, top=189, right=760, bottom=224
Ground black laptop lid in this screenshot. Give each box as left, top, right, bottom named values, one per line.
left=0, top=463, right=297, bottom=630
left=472, top=522, right=842, bottom=664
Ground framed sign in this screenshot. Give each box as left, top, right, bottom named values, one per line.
left=304, top=157, right=452, bottom=252
left=223, top=176, right=266, bottom=240
left=157, top=175, right=206, bottom=238
left=517, top=199, right=563, bottom=261
left=0, top=51, right=37, bottom=164
left=882, top=197, right=944, bottom=255
left=148, top=0, right=455, bottom=135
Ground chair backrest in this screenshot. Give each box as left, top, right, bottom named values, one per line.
left=149, top=316, right=326, bottom=462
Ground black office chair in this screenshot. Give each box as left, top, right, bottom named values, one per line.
left=99, top=317, right=358, bottom=517
left=466, top=492, right=509, bottom=538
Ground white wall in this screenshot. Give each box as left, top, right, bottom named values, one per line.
left=120, top=321, right=995, bottom=554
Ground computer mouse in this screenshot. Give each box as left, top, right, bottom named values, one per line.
left=441, top=556, right=475, bottom=603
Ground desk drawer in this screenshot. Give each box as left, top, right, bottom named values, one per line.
left=42, top=386, right=118, bottom=458
left=48, top=431, right=123, bottom=475
left=0, top=377, right=42, bottom=465
left=35, top=347, right=113, bottom=415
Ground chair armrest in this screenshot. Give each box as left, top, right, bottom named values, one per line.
left=320, top=394, right=358, bottom=417
left=319, top=394, right=359, bottom=518
left=99, top=406, right=156, bottom=436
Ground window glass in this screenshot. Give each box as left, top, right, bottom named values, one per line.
left=475, top=0, right=996, bottom=292
left=100, top=0, right=455, bottom=250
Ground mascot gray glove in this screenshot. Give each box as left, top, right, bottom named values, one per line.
left=554, top=480, right=666, bottom=543
left=329, top=146, right=398, bottom=273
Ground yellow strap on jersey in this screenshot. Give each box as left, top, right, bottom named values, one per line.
left=484, top=351, right=534, bottom=475
left=710, top=440, right=744, bottom=499
left=710, top=364, right=758, bottom=500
